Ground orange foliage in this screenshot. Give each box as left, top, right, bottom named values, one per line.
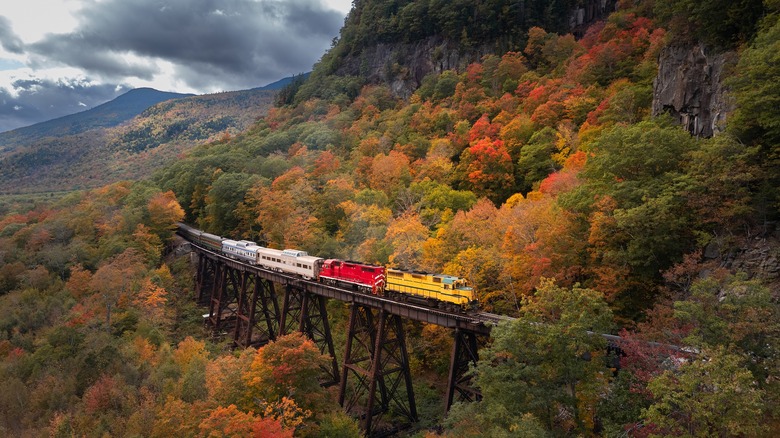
left=135, top=278, right=169, bottom=324
left=132, top=336, right=159, bottom=367
left=311, top=150, right=340, bottom=178
left=198, top=405, right=292, bottom=438
left=65, top=302, right=98, bottom=327
left=243, top=333, right=329, bottom=413
left=271, top=167, right=307, bottom=191
left=368, top=151, right=411, bottom=194
left=83, top=375, right=125, bottom=414
left=205, top=349, right=255, bottom=407
left=386, top=211, right=429, bottom=269
left=66, top=264, right=93, bottom=299
left=538, top=167, right=581, bottom=196
left=147, top=190, right=185, bottom=236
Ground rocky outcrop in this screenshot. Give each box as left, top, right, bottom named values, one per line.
left=334, top=0, right=618, bottom=98
left=652, top=44, right=737, bottom=138
left=333, top=37, right=489, bottom=99
left=705, top=229, right=780, bottom=299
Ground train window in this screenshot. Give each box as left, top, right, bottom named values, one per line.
left=433, top=277, right=441, bottom=283
left=362, top=268, right=374, bottom=273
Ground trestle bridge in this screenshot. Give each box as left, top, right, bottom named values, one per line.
left=179, top=236, right=629, bottom=436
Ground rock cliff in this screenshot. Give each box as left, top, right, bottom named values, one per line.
left=333, top=0, right=618, bottom=98
left=652, top=44, right=737, bottom=138
left=333, top=37, right=489, bottom=99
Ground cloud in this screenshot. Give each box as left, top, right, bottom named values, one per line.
left=28, top=0, right=343, bottom=91
left=0, top=0, right=345, bottom=132
left=0, top=16, right=24, bottom=54
left=0, top=75, right=129, bottom=132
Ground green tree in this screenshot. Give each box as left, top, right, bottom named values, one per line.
left=654, top=0, right=765, bottom=48
left=446, top=279, right=613, bottom=435
left=643, top=347, right=767, bottom=437
left=203, top=172, right=259, bottom=234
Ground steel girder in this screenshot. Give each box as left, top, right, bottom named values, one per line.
left=339, top=304, right=417, bottom=436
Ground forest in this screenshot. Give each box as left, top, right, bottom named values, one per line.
left=1, top=0, right=779, bottom=436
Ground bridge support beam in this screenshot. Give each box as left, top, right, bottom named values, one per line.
left=339, top=304, right=417, bottom=436
left=195, top=254, right=217, bottom=306
left=234, top=274, right=280, bottom=348
left=280, top=285, right=340, bottom=385
left=206, top=264, right=241, bottom=335
left=446, top=329, right=483, bottom=410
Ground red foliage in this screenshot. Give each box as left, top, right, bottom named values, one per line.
left=538, top=170, right=579, bottom=196
left=468, top=114, right=501, bottom=142
left=465, top=63, right=484, bottom=83
left=83, top=375, right=123, bottom=414
left=199, top=405, right=293, bottom=438
left=311, top=150, right=340, bottom=178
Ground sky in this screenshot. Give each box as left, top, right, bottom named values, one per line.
left=0, top=0, right=353, bottom=133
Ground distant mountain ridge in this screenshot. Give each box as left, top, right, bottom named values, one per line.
left=0, top=87, right=278, bottom=194
left=0, top=88, right=194, bottom=150
left=253, top=73, right=310, bottom=91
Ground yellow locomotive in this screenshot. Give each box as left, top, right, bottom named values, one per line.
left=385, top=269, right=477, bottom=312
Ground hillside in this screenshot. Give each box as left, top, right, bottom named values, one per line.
left=0, top=88, right=193, bottom=151
left=0, top=0, right=779, bottom=436
left=0, top=88, right=276, bottom=194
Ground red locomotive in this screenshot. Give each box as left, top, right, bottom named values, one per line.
left=319, top=259, right=386, bottom=295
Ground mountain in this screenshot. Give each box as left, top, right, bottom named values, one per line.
left=253, top=72, right=311, bottom=91
left=293, top=0, right=617, bottom=101
left=0, top=88, right=276, bottom=194
left=0, top=88, right=193, bottom=151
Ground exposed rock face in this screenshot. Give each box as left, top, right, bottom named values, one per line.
left=333, top=37, right=489, bottom=99
left=706, top=229, right=780, bottom=299
left=652, top=44, right=737, bottom=138
left=334, top=0, right=618, bottom=98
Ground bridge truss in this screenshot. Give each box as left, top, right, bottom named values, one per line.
left=185, top=241, right=493, bottom=436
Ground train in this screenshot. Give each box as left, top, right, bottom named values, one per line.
left=177, top=222, right=477, bottom=312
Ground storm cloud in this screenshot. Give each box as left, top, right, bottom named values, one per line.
left=0, top=0, right=346, bottom=132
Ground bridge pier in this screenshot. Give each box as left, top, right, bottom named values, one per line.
left=195, top=254, right=217, bottom=306
left=446, top=329, right=483, bottom=410
left=234, top=274, right=280, bottom=348
left=339, top=304, right=417, bottom=436
left=280, top=285, right=340, bottom=385
left=206, top=263, right=241, bottom=333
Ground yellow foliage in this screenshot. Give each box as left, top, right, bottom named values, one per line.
left=504, top=192, right=525, bottom=208
left=173, top=337, right=208, bottom=371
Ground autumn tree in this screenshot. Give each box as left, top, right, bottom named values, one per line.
left=643, top=347, right=767, bottom=437
left=367, top=151, right=412, bottom=198
left=89, top=248, right=147, bottom=330
left=198, top=405, right=292, bottom=438
left=562, top=119, right=697, bottom=318
left=146, top=190, right=185, bottom=239
left=385, top=211, right=429, bottom=269
left=173, top=336, right=210, bottom=402
left=446, top=279, right=613, bottom=436
left=457, top=137, right=515, bottom=204
left=243, top=332, right=330, bottom=415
